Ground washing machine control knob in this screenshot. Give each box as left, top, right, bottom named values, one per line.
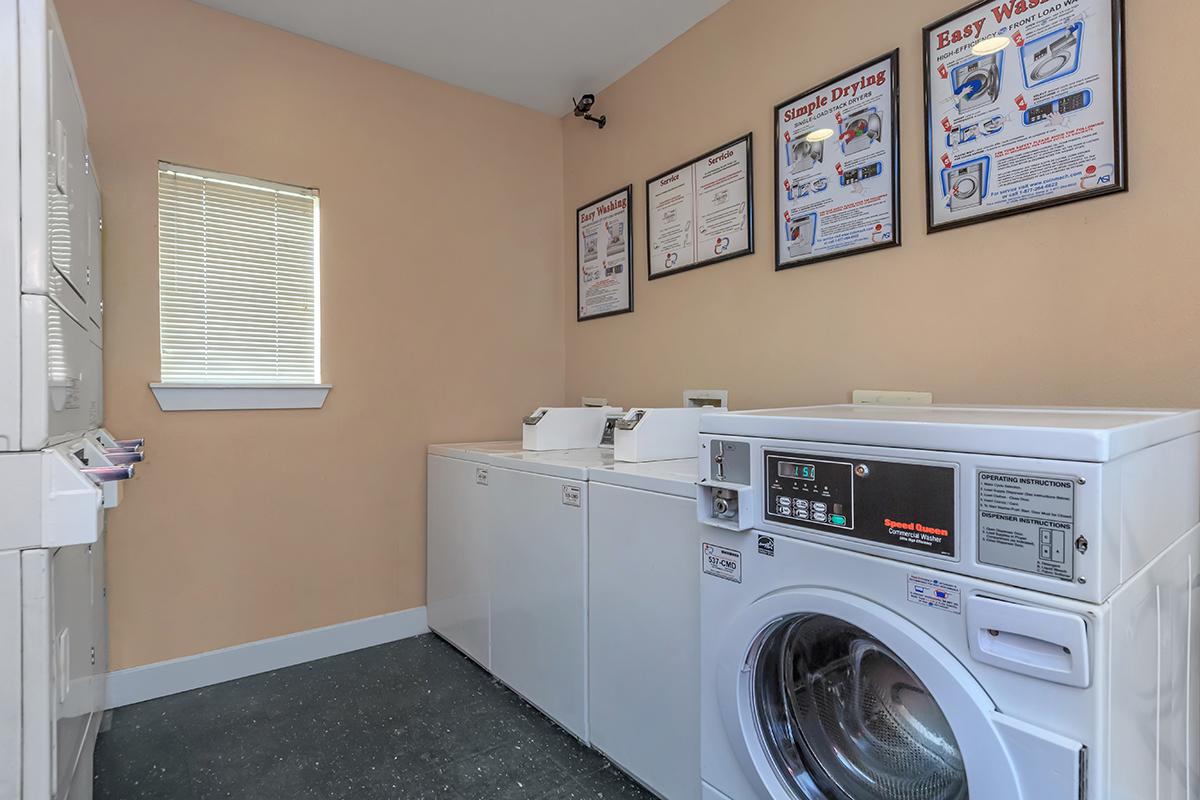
left=854, top=464, right=870, bottom=478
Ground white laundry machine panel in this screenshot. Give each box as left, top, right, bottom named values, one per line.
left=699, top=525, right=1199, bottom=800
left=588, top=459, right=702, bottom=800
left=521, top=407, right=622, bottom=451
left=426, top=441, right=522, bottom=668
left=486, top=450, right=611, bottom=742
left=697, top=405, right=1200, bottom=603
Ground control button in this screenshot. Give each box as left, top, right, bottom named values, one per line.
left=830, top=514, right=847, bottom=526
left=777, top=497, right=792, bottom=507
left=794, top=499, right=809, bottom=509
left=813, top=512, right=828, bottom=523
left=792, top=506, right=810, bottom=519
left=1040, top=530, right=1052, bottom=545
left=812, top=502, right=828, bottom=513
left=1040, top=544, right=1052, bottom=559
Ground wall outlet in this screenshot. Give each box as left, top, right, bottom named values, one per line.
left=581, top=396, right=609, bottom=408
left=852, top=389, right=933, bottom=406
left=684, top=389, right=729, bottom=409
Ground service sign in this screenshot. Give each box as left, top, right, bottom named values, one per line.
left=774, top=51, right=901, bottom=269
left=646, top=135, right=753, bottom=279
left=577, top=185, right=634, bottom=321
left=924, top=0, right=1126, bottom=231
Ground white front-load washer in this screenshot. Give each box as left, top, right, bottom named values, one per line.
left=588, top=458, right=703, bottom=800
left=426, top=441, right=523, bottom=669
left=695, top=404, right=1200, bottom=800
left=485, top=447, right=615, bottom=742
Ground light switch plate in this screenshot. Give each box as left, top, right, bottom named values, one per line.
left=852, top=389, right=934, bottom=405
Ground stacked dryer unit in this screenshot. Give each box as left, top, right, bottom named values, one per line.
left=2, top=2, right=144, bottom=798
left=695, top=405, right=1200, bottom=800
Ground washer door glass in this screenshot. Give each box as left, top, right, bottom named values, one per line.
left=752, top=614, right=968, bottom=800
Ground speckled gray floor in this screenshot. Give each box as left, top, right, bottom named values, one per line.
left=94, top=634, right=655, bottom=800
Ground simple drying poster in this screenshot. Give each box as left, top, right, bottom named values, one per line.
left=646, top=134, right=753, bottom=279
left=774, top=51, right=901, bottom=270
left=924, top=0, right=1126, bottom=231
left=577, top=185, right=633, bottom=321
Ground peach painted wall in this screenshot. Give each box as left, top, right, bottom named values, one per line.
left=562, top=0, right=1200, bottom=412
left=57, top=0, right=565, bottom=669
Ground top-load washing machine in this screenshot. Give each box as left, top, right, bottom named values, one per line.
left=588, top=458, right=705, bottom=800
left=426, top=441, right=523, bottom=669
left=485, top=445, right=616, bottom=742
left=694, top=404, right=1200, bottom=800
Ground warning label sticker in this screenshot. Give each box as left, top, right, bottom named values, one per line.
left=907, top=574, right=961, bottom=614
left=702, top=543, right=742, bottom=583
left=978, top=471, right=1075, bottom=581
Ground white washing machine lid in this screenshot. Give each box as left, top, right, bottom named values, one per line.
left=427, top=440, right=523, bottom=461
left=589, top=458, right=697, bottom=498
left=700, top=404, right=1200, bottom=462
left=485, top=447, right=613, bottom=480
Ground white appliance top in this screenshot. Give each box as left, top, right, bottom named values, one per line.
left=590, top=458, right=697, bottom=499
left=427, top=440, right=523, bottom=460
left=700, top=404, right=1200, bottom=462
left=485, top=447, right=614, bottom=480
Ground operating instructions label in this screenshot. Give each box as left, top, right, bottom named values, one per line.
left=977, top=471, right=1075, bottom=581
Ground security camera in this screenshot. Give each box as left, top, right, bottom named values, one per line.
left=573, top=94, right=595, bottom=116
left=572, top=94, right=606, bottom=129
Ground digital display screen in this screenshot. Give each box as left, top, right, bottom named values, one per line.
left=778, top=461, right=817, bottom=481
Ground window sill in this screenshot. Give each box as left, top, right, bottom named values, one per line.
left=149, top=383, right=332, bottom=411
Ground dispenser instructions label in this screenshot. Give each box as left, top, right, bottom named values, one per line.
left=703, top=543, right=742, bottom=583
left=977, top=471, right=1075, bottom=581
left=907, top=574, right=961, bottom=614
left=562, top=485, right=582, bottom=507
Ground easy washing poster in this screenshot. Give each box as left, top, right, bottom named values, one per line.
left=577, top=186, right=633, bottom=321
left=774, top=52, right=900, bottom=270
left=925, top=0, right=1125, bottom=230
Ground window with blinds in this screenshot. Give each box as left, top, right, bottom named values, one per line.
left=157, top=163, right=320, bottom=385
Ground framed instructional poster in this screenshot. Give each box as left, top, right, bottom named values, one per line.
left=646, top=134, right=753, bottom=280
left=774, top=51, right=901, bottom=270
left=924, top=0, right=1127, bottom=232
left=577, top=185, right=634, bottom=322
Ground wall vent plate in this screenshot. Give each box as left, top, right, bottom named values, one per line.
left=684, top=389, right=729, bottom=409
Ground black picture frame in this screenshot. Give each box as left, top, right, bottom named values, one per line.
left=923, top=0, right=1127, bottom=233
left=773, top=50, right=902, bottom=272
left=645, top=133, right=754, bottom=281
left=576, top=185, right=634, bottom=322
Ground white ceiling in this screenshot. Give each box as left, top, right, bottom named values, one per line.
left=192, top=0, right=730, bottom=116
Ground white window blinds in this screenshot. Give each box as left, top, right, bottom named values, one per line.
left=158, top=163, right=320, bottom=384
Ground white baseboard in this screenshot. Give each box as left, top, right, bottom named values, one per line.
left=105, top=606, right=428, bottom=709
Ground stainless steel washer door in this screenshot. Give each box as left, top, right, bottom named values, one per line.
left=752, top=614, right=968, bottom=800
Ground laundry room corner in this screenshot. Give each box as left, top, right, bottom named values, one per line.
left=52, top=0, right=569, bottom=675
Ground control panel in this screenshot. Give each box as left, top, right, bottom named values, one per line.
left=764, top=450, right=958, bottom=558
